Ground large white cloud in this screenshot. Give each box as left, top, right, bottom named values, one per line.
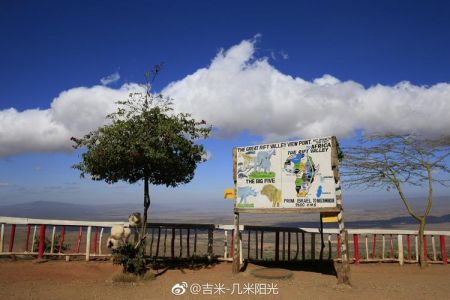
left=163, top=38, right=450, bottom=141
left=0, top=84, right=143, bottom=157
left=1, top=37, right=450, bottom=157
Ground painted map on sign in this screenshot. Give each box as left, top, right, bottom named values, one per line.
left=235, top=136, right=337, bottom=209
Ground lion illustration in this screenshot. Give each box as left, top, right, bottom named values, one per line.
left=261, top=184, right=282, bottom=208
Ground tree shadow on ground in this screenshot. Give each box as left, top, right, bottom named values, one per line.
left=242, top=259, right=337, bottom=277
left=148, top=256, right=219, bottom=277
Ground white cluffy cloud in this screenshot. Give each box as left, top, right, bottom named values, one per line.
left=0, top=84, right=144, bottom=157
left=1, top=37, right=450, bottom=157
left=163, top=38, right=450, bottom=141
left=100, top=71, right=120, bottom=85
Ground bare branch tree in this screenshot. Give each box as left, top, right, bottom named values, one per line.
left=341, top=134, right=450, bottom=267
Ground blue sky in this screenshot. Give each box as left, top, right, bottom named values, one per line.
left=1, top=0, right=450, bottom=207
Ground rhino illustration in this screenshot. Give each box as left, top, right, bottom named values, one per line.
left=237, top=186, right=257, bottom=204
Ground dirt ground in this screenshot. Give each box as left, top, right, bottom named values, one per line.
left=0, top=259, right=449, bottom=300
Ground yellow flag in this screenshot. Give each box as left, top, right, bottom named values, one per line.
left=321, top=212, right=338, bottom=223
left=224, top=188, right=235, bottom=199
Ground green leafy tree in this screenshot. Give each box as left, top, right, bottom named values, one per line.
left=72, top=69, right=211, bottom=252
left=342, top=134, right=450, bottom=267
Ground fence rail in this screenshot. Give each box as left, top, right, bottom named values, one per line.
left=0, top=216, right=448, bottom=265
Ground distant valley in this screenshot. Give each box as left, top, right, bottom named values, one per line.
left=1, top=196, right=449, bottom=230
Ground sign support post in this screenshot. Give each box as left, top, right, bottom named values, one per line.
left=331, top=137, right=350, bottom=284
left=232, top=211, right=240, bottom=273
left=232, top=148, right=241, bottom=273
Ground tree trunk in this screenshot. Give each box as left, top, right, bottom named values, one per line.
left=418, top=217, right=427, bottom=267
left=418, top=165, right=433, bottom=268
left=140, top=176, right=151, bottom=245
left=393, top=172, right=433, bottom=268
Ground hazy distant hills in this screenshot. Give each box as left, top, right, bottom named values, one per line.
left=0, top=197, right=449, bottom=230
left=0, top=200, right=234, bottom=222
left=0, top=200, right=149, bottom=221
left=0, top=201, right=94, bottom=220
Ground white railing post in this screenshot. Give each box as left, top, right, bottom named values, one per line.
left=50, top=226, right=56, bottom=253
left=99, top=227, right=104, bottom=255
left=398, top=234, right=404, bottom=265
left=86, top=226, right=92, bottom=262
left=224, top=230, right=228, bottom=259
left=31, top=225, right=37, bottom=252
left=365, top=234, right=369, bottom=260
left=0, top=224, right=4, bottom=253
left=431, top=235, right=437, bottom=261
left=415, top=236, right=419, bottom=262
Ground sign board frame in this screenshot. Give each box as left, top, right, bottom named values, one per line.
left=234, top=136, right=341, bottom=214
left=231, top=136, right=350, bottom=284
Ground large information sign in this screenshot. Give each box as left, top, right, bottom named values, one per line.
left=235, top=136, right=337, bottom=210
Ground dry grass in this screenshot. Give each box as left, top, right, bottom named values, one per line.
left=141, top=271, right=156, bottom=281
left=111, top=272, right=138, bottom=283
left=111, top=271, right=156, bottom=283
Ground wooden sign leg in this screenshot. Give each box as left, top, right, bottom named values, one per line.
left=331, top=137, right=351, bottom=285
left=232, top=212, right=240, bottom=273
left=232, top=148, right=241, bottom=273
left=336, top=210, right=351, bottom=284
left=319, top=216, right=324, bottom=262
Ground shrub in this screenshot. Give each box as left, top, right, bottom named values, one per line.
left=112, top=243, right=147, bottom=276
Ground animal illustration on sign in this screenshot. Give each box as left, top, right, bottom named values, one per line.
left=255, top=149, right=276, bottom=172
left=237, top=186, right=257, bottom=204
left=238, top=152, right=254, bottom=174
left=238, top=149, right=276, bottom=177
left=261, top=184, right=282, bottom=207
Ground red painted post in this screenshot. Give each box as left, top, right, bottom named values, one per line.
left=24, top=224, right=31, bottom=251
left=58, top=226, right=66, bottom=253
left=93, top=227, right=98, bottom=254
left=353, top=234, right=360, bottom=264
left=38, top=224, right=46, bottom=259
left=76, top=226, right=83, bottom=253
left=407, top=235, right=412, bottom=261
left=440, top=235, right=447, bottom=265
left=423, top=236, right=428, bottom=261
left=230, top=229, right=234, bottom=258
left=337, top=234, right=341, bottom=258
left=8, top=224, right=16, bottom=252
left=372, top=234, right=377, bottom=258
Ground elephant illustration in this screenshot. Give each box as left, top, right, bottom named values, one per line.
left=238, top=149, right=276, bottom=175
left=254, top=149, right=276, bottom=173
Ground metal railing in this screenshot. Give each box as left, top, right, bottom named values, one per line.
left=0, top=216, right=448, bottom=265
